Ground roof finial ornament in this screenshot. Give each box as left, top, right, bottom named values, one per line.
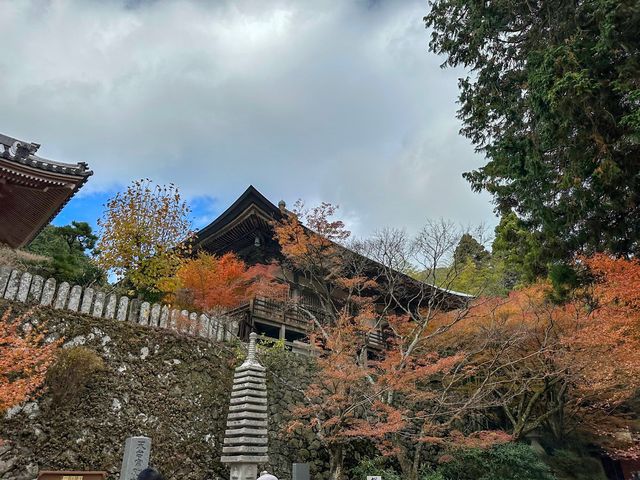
left=278, top=200, right=286, bottom=213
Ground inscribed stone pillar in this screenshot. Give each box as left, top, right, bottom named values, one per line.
left=104, top=294, right=117, bottom=319
left=54, top=282, right=70, bottom=309
left=0, top=266, right=11, bottom=297
left=3, top=270, right=20, bottom=300
left=117, top=296, right=130, bottom=321
left=128, top=299, right=140, bottom=323
left=159, top=305, right=169, bottom=328
left=93, top=291, right=106, bottom=318
left=28, top=275, right=44, bottom=303
left=68, top=286, right=83, bottom=312
left=119, top=436, right=151, bottom=480
left=198, top=314, right=210, bottom=338
left=139, top=302, right=151, bottom=325
left=170, top=309, right=179, bottom=330
left=189, top=312, right=198, bottom=334
left=17, top=272, right=32, bottom=302
left=40, top=278, right=57, bottom=306
left=150, top=304, right=161, bottom=327
left=217, top=320, right=225, bottom=341
left=180, top=309, right=189, bottom=332
left=81, top=288, right=94, bottom=314
left=221, top=332, right=269, bottom=480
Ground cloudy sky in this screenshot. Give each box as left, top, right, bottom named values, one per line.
left=0, top=0, right=496, bottom=237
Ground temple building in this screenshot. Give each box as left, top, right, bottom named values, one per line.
left=195, top=185, right=471, bottom=350
left=0, top=133, right=92, bottom=248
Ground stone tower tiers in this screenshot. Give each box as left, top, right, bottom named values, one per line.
left=221, top=332, right=269, bottom=480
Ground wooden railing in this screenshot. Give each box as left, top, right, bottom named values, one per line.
left=226, top=296, right=387, bottom=350
left=226, top=296, right=329, bottom=330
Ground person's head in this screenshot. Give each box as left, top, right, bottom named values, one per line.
left=260, top=472, right=268, bottom=476
left=137, top=468, right=165, bottom=480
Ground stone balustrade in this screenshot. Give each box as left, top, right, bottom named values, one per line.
left=0, top=265, right=239, bottom=340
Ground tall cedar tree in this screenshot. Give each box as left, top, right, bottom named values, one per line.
left=425, top=0, right=640, bottom=262
left=275, top=206, right=504, bottom=480
left=96, top=179, right=192, bottom=298
left=0, top=309, right=59, bottom=414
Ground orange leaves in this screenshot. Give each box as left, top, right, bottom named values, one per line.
left=583, top=253, right=640, bottom=307
left=0, top=308, right=59, bottom=413
left=273, top=200, right=351, bottom=278
left=172, top=252, right=285, bottom=311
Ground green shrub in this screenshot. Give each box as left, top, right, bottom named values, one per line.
left=46, top=346, right=105, bottom=405
left=423, top=443, right=556, bottom=480
left=546, top=449, right=607, bottom=480
left=350, top=457, right=402, bottom=480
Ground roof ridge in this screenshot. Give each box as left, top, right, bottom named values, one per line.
left=0, top=132, right=92, bottom=177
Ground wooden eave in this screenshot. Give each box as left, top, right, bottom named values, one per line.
left=0, top=133, right=92, bottom=248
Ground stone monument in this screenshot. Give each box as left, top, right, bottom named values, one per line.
left=119, top=436, right=151, bottom=480
left=292, top=463, right=310, bottom=480
left=221, top=332, right=269, bottom=480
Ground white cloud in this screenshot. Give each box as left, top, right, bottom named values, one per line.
left=0, top=0, right=496, bottom=236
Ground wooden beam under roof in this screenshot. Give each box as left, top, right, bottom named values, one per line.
left=0, top=133, right=92, bottom=248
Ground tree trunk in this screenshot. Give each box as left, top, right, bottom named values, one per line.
left=329, top=444, right=345, bottom=480
left=396, top=442, right=421, bottom=480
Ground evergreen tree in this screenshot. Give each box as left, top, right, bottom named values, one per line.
left=29, top=221, right=105, bottom=286
left=453, top=233, right=490, bottom=266
left=425, top=0, right=640, bottom=262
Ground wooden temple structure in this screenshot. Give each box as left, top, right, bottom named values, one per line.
left=195, top=185, right=471, bottom=351
left=0, top=133, right=92, bottom=248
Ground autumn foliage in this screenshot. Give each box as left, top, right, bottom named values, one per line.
left=277, top=200, right=640, bottom=477
left=171, top=252, right=285, bottom=311
left=0, top=308, right=59, bottom=414
left=96, top=179, right=192, bottom=296
left=435, top=254, right=640, bottom=457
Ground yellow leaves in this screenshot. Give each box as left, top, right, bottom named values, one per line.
left=96, top=179, right=193, bottom=294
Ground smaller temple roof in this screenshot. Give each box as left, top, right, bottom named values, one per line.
left=0, top=133, right=92, bottom=248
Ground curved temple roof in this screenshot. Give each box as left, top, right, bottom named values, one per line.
left=0, top=133, right=92, bottom=248
left=195, top=185, right=473, bottom=308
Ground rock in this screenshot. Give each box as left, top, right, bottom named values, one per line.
left=0, top=457, right=16, bottom=475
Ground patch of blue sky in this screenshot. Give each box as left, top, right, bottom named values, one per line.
left=52, top=190, right=113, bottom=230
left=52, top=190, right=223, bottom=234
left=190, top=194, right=223, bottom=230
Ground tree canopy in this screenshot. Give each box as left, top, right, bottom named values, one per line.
left=425, top=0, right=640, bottom=262
left=28, top=221, right=105, bottom=286
left=96, top=179, right=192, bottom=299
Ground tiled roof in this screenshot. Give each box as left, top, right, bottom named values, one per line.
left=0, top=133, right=92, bottom=178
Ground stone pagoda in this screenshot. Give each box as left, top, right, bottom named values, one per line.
left=221, top=332, right=269, bottom=480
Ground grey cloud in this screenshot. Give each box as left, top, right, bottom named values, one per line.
left=0, top=0, right=496, bottom=236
